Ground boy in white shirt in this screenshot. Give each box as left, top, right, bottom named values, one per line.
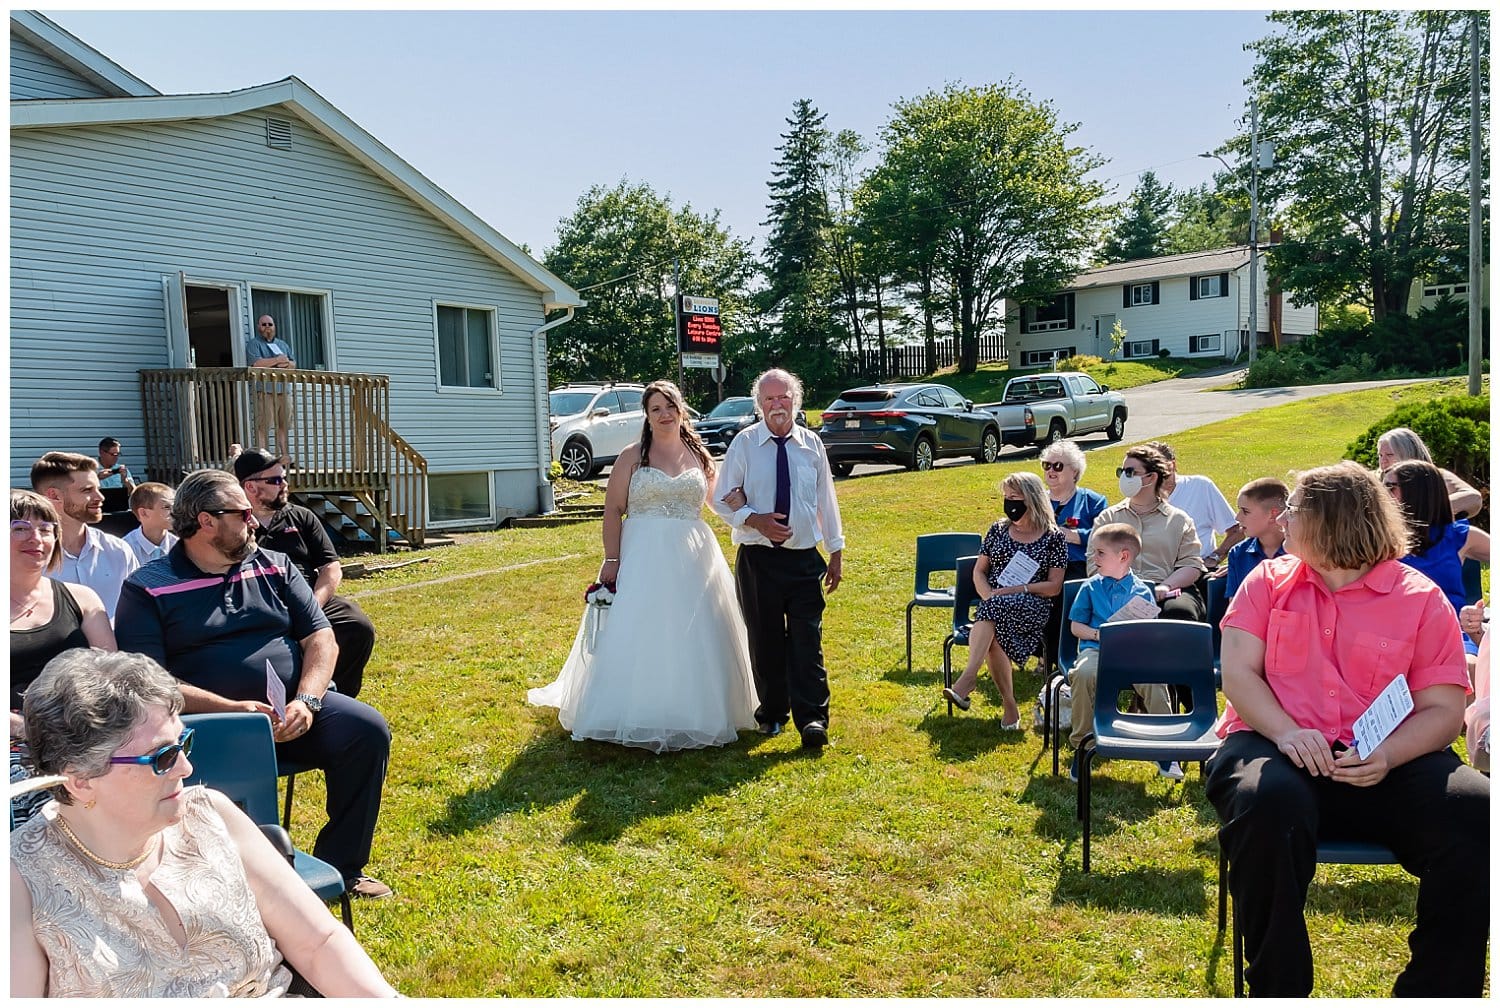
left=122, top=482, right=179, bottom=565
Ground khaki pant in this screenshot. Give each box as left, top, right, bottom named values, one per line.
left=254, top=390, right=294, bottom=454
left=1067, top=646, right=1172, bottom=747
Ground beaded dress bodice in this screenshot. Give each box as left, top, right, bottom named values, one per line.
left=627, top=466, right=707, bottom=520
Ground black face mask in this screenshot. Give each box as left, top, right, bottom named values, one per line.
left=1003, top=500, right=1027, bottom=522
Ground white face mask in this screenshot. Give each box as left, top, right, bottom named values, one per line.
left=1119, top=473, right=1144, bottom=498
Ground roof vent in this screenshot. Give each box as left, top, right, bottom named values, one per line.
left=265, top=118, right=292, bottom=150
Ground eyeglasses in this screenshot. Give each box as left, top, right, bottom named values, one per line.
left=205, top=508, right=254, bottom=522
left=1041, top=461, right=1067, bottom=473
left=245, top=475, right=287, bottom=486
left=108, top=728, right=194, bottom=776
left=1280, top=502, right=1302, bottom=519
left=1116, top=467, right=1146, bottom=478
left=11, top=520, right=59, bottom=537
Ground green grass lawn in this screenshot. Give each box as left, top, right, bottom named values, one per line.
left=302, top=379, right=1483, bottom=997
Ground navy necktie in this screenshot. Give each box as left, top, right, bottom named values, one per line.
left=772, top=434, right=791, bottom=547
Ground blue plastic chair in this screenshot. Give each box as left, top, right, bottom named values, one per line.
left=1462, top=556, right=1484, bottom=606
left=907, top=533, right=983, bottom=675
left=1218, top=839, right=1400, bottom=997
left=1045, top=578, right=1087, bottom=774
left=940, top=556, right=984, bottom=716
left=182, top=713, right=353, bottom=931
left=1077, top=619, right=1220, bottom=872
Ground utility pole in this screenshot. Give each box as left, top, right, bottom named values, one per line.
left=1469, top=11, right=1482, bottom=396
left=1248, top=96, right=1259, bottom=367
left=673, top=255, right=683, bottom=390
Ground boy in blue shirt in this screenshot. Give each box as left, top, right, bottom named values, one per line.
left=1066, top=522, right=1179, bottom=782
left=1220, top=477, right=1288, bottom=599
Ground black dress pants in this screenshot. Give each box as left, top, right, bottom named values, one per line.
left=274, top=691, right=390, bottom=882
left=1206, top=730, right=1489, bottom=996
left=735, top=544, right=829, bottom=730
left=324, top=594, right=376, bottom=699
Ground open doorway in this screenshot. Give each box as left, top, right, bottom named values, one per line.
left=186, top=285, right=235, bottom=366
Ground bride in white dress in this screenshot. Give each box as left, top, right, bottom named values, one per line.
left=528, top=380, right=758, bottom=752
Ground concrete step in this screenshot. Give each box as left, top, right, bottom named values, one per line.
left=508, top=514, right=602, bottom=528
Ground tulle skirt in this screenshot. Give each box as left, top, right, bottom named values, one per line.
left=527, top=515, right=758, bottom=753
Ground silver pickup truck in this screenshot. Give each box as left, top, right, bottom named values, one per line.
left=977, top=372, right=1128, bottom=447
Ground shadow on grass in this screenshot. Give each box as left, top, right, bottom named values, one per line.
left=915, top=706, right=1032, bottom=763
left=1050, top=861, right=1214, bottom=917
left=427, top=728, right=799, bottom=844
left=1017, top=763, right=1208, bottom=849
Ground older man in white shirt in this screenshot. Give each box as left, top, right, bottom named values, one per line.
left=30, top=451, right=139, bottom=621
left=711, top=368, right=844, bottom=749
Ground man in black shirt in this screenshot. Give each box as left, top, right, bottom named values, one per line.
left=234, top=448, right=377, bottom=698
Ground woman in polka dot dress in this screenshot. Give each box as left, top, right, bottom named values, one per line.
left=944, top=472, right=1068, bottom=727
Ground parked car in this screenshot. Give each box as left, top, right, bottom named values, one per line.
left=694, top=396, right=807, bottom=455
left=977, top=372, right=1128, bottom=447
left=817, top=383, right=1003, bottom=476
left=549, top=382, right=646, bottom=479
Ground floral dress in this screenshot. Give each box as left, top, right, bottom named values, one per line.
left=974, top=521, right=1068, bottom=664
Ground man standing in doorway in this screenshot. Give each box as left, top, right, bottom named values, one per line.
left=247, top=314, right=296, bottom=462
left=711, top=368, right=844, bottom=749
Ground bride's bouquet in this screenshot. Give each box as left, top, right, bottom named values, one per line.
left=581, top=580, right=616, bottom=651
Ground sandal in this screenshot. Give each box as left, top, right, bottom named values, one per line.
left=943, top=687, right=971, bottom=712
left=1000, top=717, right=1023, bottom=731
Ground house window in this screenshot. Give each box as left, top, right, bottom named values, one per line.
left=1022, top=347, right=1075, bottom=367
left=1123, top=339, right=1160, bottom=358
left=1026, top=293, right=1074, bottom=333
left=251, top=288, right=328, bottom=370
left=1130, top=283, right=1155, bottom=306
left=428, top=471, right=492, bottom=525
left=435, top=304, right=497, bottom=389
left=1195, top=275, right=1225, bottom=299
left=1189, top=333, right=1222, bottom=354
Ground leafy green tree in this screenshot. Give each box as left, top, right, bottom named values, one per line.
left=542, top=181, right=757, bottom=398
left=861, top=82, right=1108, bottom=373
left=1100, top=170, right=1174, bottom=263
left=760, top=99, right=842, bottom=392
left=1165, top=182, right=1246, bottom=253
left=1245, top=10, right=1488, bottom=319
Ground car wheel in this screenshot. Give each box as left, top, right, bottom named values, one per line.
left=975, top=428, right=1000, bottom=464
left=1044, top=421, right=1066, bottom=446
left=559, top=439, right=594, bottom=481
left=831, top=462, right=853, bottom=478
left=1107, top=410, right=1126, bottom=442
left=909, top=436, right=935, bottom=472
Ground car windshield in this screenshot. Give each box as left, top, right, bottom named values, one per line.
left=549, top=391, right=596, bottom=416
left=828, top=389, right=901, bottom=411
left=707, top=398, right=755, bottom=419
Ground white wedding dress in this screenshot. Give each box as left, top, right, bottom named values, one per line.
left=527, top=466, right=758, bottom=753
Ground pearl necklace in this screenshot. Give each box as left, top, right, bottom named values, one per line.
left=54, top=813, right=153, bottom=870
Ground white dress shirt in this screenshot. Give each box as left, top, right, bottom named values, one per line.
left=710, top=421, right=845, bottom=553
left=59, top=525, right=139, bottom=622
left=122, top=526, right=179, bottom=566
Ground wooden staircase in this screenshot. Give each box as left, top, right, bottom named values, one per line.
left=294, top=491, right=454, bottom=552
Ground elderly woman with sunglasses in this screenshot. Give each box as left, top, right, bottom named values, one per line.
left=1207, top=461, right=1488, bottom=997
left=1039, top=440, right=1108, bottom=669
left=11, top=489, right=116, bottom=824
left=10, top=649, right=399, bottom=998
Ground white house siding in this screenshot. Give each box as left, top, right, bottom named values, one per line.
left=11, top=105, right=549, bottom=516
left=10, top=33, right=110, bottom=99
left=1053, top=275, right=1238, bottom=361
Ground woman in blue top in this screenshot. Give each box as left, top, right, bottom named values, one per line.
left=1040, top=439, right=1108, bottom=672
left=1386, top=460, right=1489, bottom=649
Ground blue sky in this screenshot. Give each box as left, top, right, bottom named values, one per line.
left=47, top=8, right=1269, bottom=261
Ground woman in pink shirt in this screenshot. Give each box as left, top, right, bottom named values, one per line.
left=1207, top=461, right=1487, bottom=997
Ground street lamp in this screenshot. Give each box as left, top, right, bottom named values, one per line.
left=1201, top=102, right=1273, bottom=366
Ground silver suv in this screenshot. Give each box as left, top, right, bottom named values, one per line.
left=548, top=383, right=646, bottom=479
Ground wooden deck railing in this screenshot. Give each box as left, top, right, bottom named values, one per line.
left=138, top=368, right=428, bottom=547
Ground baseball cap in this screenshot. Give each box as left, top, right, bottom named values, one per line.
left=232, top=448, right=282, bottom=482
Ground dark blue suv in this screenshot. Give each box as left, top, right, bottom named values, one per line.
left=817, top=383, right=1002, bottom=476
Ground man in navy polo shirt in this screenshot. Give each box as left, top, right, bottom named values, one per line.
left=116, top=468, right=392, bottom=899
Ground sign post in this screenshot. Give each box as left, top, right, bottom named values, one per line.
left=678, top=295, right=724, bottom=402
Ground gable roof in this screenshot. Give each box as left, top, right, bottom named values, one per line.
left=11, top=10, right=159, bottom=98
left=1067, top=247, right=1250, bottom=291
left=11, top=74, right=585, bottom=310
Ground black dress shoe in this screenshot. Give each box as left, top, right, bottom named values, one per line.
left=756, top=720, right=783, bottom=737
left=799, top=721, right=829, bottom=749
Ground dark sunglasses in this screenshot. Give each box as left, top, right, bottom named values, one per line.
left=245, top=475, right=288, bottom=486
left=108, top=728, right=194, bottom=775
left=1382, top=480, right=1400, bottom=490
left=205, top=508, right=254, bottom=522
left=1041, top=461, right=1067, bottom=473
left=1116, top=466, right=1147, bottom=478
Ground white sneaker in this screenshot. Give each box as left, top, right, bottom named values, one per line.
left=1156, top=760, right=1185, bottom=780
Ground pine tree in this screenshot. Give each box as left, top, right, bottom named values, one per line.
left=1100, top=170, right=1175, bottom=264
